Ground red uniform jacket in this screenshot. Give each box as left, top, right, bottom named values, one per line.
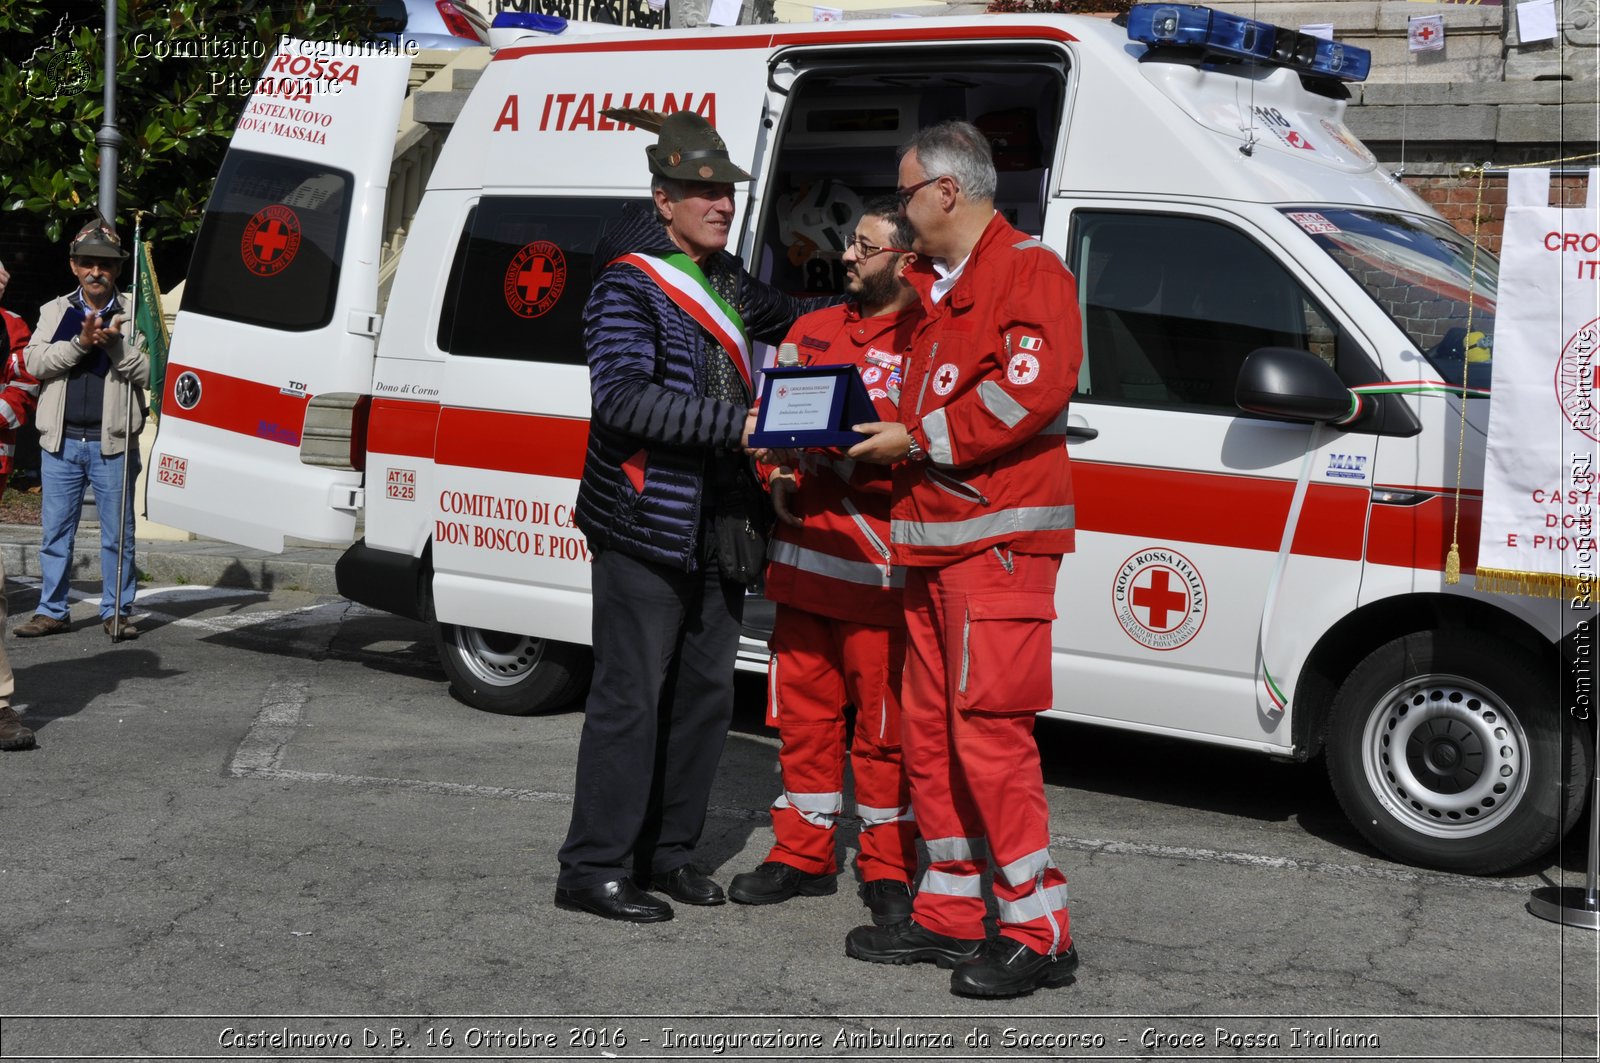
left=0, top=309, right=39, bottom=482
left=893, top=214, right=1083, bottom=564
left=762, top=301, right=920, bottom=627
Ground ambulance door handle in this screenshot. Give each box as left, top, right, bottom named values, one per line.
left=1064, top=425, right=1098, bottom=442
left=347, top=310, right=382, bottom=338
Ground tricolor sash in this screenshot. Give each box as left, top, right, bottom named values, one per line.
left=613, top=252, right=752, bottom=392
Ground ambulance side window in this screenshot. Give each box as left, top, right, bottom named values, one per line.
left=183, top=150, right=352, bottom=332
left=1070, top=213, right=1341, bottom=413
left=437, top=196, right=638, bottom=365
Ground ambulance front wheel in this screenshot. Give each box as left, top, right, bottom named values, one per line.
left=434, top=622, right=591, bottom=715
left=1326, top=631, right=1589, bottom=875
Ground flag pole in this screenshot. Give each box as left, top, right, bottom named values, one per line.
left=109, top=212, right=144, bottom=643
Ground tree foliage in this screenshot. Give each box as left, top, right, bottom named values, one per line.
left=0, top=1, right=364, bottom=264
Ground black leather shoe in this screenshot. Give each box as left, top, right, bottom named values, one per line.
left=950, top=939, right=1078, bottom=998
left=648, top=863, right=725, bottom=906
left=729, top=861, right=837, bottom=905
left=844, top=920, right=984, bottom=968
left=554, top=878, right=673, bottom=923
left=858, top=879, right=913, bottom=926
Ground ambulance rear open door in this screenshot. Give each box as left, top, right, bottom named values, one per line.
left=147, top=40, right=412, bottom=552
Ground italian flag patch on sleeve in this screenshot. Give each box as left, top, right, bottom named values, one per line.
left=1017, top=334, right=1043, bottom=351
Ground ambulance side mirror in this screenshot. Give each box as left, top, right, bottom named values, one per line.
left=1235, top=347, right=1360, bottom=425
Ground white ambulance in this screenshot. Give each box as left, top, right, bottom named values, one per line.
left=148, top=6, right=1591, bottom=876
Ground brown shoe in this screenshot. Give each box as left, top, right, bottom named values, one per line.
left=103, top=616, right=138, bottom=641
left=0, top=707, right=36, bottom=750
left=14, top=614, right=69, bottom=638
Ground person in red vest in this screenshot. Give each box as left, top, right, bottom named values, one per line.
left=729, top=199, right=922, bottom=925
left=845, top=120, right=1084, bottom=998
left=0, top=258, right=42, bottom=749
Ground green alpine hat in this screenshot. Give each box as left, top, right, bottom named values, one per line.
left=645, top=112, right=752, bottom=183
left=69, top=224, right=129, bottom=261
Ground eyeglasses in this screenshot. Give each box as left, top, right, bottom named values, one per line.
left=846, top=235, right=911, bottom=259
left=893, top=175, right=942, bottom=208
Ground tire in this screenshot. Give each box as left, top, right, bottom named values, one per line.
left=1325, top=630, right=1590, bottom=874
left=433, top=620, right=591, bottom=715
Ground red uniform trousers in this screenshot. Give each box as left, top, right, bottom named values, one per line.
left=901, top=548, right=1072, bottom=955
left=765, top=604, right=917, bottom=882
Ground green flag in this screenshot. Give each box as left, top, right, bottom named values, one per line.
left=133, top=237, right=169, bottom=419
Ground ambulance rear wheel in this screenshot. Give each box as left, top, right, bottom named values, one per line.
left=1326, top=631, right=1588, bottom=874
left=434, top=622, right=591, bottom=715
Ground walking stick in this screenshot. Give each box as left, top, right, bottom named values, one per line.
left=110, top=214, right=144, bottom=642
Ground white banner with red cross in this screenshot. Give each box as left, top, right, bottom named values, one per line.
left=1476, top=168, right=1600, bottom=597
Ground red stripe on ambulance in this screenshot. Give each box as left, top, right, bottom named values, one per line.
left=1074, top=462, right=1368, bottom=560
left=161, top=362, right=310, bottom=446
left=492, top=23, right=1077, bottom=62
left=435, top=408, right=588, bottom=479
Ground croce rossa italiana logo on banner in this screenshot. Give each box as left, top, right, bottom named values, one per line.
left=1476, top=168, right=1600, bottom=597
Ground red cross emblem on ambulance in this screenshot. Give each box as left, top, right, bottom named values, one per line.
left=1113, top=548, right=1207, bottom=651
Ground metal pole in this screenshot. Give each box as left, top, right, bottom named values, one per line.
left=109, top=215, right=141, bottom=643
left=95, top=0, right=122, bottom=225
left=1528, top=653, right=1600, bottom=927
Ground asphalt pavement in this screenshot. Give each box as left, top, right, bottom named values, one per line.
left=1, top=519, right=1597, bottom=1062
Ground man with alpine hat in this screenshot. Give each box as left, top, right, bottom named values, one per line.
left=17, top=220, right=148, bottom=642
left=555, top=110, right=821, bottom=923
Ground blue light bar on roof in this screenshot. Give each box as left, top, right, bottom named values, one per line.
left=491, top=10, right=569, bottom=33
left=1126, top=3, right=1370, bottom=82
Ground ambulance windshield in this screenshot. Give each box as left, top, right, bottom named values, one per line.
left=1284, top=208, right=1496, bottom=392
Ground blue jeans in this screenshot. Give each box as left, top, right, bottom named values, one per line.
left=38, top=437, right=140, bottom=621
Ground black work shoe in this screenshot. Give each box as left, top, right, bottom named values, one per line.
left=554, top=878, right=673, bottom=923
left=13, top=614, right=69, bottom=638
left=845, top=920, right=984, bottom=968
left=647, top=863, right=725, bottom=906
left=0, top=707, right=36, bottom=751
left=103, top=616, right=138, bottom=641
left=859, top=879, right=913, bottom=926
left=950, top=939, right=1079, bottom=998
left=728, top=861, right=837, bottom=905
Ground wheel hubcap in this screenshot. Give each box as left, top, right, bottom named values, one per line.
left=450, top=626, right=545, bottom=688
left=1360, top=672, right=1528, bottom=839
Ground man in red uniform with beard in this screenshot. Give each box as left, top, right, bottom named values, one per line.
left=844, top=121, right=1084, bottom=998
left=730, top=199, right=921, bottom=924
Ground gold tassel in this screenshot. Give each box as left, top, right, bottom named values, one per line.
left=1444, top=544, right=1461, bottom=584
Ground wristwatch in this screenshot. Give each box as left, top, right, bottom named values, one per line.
left=905, top=434, right=929, bottom=463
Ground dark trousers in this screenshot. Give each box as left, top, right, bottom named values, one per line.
left=557, top=547, right=744, bottom=890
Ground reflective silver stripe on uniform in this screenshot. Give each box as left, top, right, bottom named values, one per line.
left=915, top=341, right=939, bottom=414
left=893, top=505, right=1076, bottom=547
left=921, top=407, right=954, bottom=465
left=768, top=655, right=779, bottom=721
left=998, top=847, right=1056, bottom=887
left=856, top=802, right=914, bottom=827
left=769, top=539, right=901, bottom=588
left=959, top=606, right=972, bottom=694
left=979, top=380, right=1029, bottom=429
left=997, top=882, right=1071, bottom=927
left=1012, top=238, right=1048, bottom=252
left=774, top=789, right=843, bottom=828
left=924, top=835, right=982, bottom=863
left=921, top=868, right=985, bottom=898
